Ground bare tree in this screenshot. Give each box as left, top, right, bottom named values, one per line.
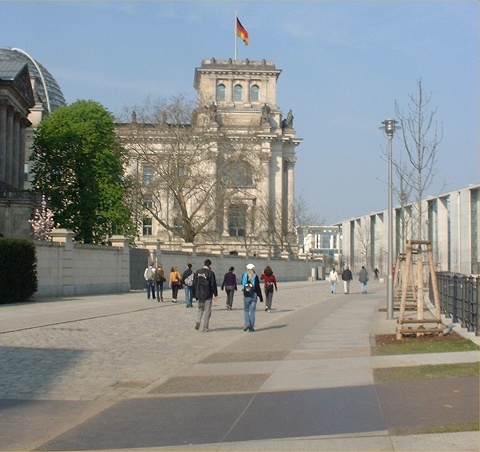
left=117, top=95, right=265, bottom=244
left=395, top=79, right=443, bottom=239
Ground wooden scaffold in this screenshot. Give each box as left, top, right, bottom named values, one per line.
left=396, top=239, right=443, bottom=340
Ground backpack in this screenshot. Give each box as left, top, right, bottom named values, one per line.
left=266, top=281, right=274, bottom=293
left=243, top=274, right=256, bottom=296
left=184, top=272, right=194, bottom=287
left=146, top=267, right=154, bottom=280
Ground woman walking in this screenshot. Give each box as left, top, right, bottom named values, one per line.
left=241, top=263, right=263, bottom=332
left=155, top=263, right=166, bottom=301
left=260, top=266, right=277, bottom=312
left=221, top=266, right=237, bottom=310
left=169, top=265, right=182, bottom=303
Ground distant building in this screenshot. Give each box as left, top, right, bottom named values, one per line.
left=118, top=59, right=302, bottom=257
left=297, top=225, right=340, bottom=266
left=335, top=184, right=480, bottom=276
left=0, top=47, right=66, bottom=238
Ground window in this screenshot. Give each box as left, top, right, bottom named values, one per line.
left=233, top=84, right=243, bottom=101
left=143, top=198, right=153, bottom=209
left=250, top=84, right=259, bottom=101
left=142, top=217, right=152, bottom=236
left=173, top=218, right=183, bottom=237
left=228, top=204, right=247, bottom=237
left=233, top=163, right=253, bottom=187
left=216, top=84, right=226, bottom=101
left=142, top=166, right=154, bottom=185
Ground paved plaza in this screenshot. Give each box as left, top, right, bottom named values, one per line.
left=0, top=280, right=478, bottom=451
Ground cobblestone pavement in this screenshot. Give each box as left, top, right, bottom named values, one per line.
left=0, top=282, right=327, bottom=401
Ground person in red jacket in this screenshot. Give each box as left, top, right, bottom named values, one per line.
left=260, top=266, right=277, bottom=312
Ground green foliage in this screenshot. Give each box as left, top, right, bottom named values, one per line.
left=30, top=100, right=135, bottom=244
left=0, top=238, right=37, bottom=303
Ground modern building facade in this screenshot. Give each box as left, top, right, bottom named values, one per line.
left=335, top=184, right=480, bottom=276
left=119, top=59, right=302, bottom=256
left=0, top=47, right=66, bottom=238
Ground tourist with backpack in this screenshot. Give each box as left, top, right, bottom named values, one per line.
left=260, top=266, right=277, bottom=312
left=144, top=261, right=156, bottom=300
left=192, top=259, right=218, bottom=332
left=242, top=263, right=263, bottom=332
left=182, top=263, right=194, bottom=308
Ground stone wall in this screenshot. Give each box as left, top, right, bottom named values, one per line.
left=34, top=230, right=321, bottom=299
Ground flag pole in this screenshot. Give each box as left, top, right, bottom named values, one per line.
left=234, top=10, right=238, bottom=61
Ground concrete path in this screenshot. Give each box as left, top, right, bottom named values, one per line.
left=0, top=280, right=478, bottom=450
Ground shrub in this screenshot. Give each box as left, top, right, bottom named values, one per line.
left=0, top=238, right=38, bottom=303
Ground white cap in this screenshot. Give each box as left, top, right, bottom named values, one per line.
left=246, top=263, right=255, bottom=270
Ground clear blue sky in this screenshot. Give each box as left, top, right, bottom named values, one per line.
left=2, top=1, right=478, bottom=225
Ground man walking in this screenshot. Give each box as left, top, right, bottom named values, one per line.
left=182, top=263, right=194, bottom=308
left=144, top=261, right=156, bottom=300
left=342, top=266, right=353, bottom=294
left=359, top=266, right=369, bottom=294
left=192, top=259, right=218, bottom=332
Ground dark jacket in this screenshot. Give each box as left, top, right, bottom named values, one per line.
left=342, top=269, right=353, bottom=281
left=221, top=271, right=237, bottom=290
left=182, top=268, right=193, bottom=284
left=192, top=266, right=218, bottom=301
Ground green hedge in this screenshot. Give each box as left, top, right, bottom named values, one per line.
left=0, top=238, right=38, bottom=304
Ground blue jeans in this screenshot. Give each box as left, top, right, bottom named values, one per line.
left=184, top=286, right=193, bottom=306
left=244, top=296, right=257, bottom=330
left=146, top=280, right=155, bottom=299
left=330, top=281, right=337, bottom=293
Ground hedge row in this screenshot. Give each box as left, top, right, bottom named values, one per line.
left=0, top=238, right=38, bottom=304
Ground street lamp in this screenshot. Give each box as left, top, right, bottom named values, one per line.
left=380, top=118, right=398, bottom=320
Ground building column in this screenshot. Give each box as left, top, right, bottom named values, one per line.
left=5, top=106, right=14, bottom=186
left=18, top=119, right=28, bottom=190
left=0, top=102, right=7, bottom=183
left=285, top=156, right=296, bottom=233
left=11, top=112, right=20, bottom=189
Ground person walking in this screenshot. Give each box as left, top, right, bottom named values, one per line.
left=359, top=266, right=369, bottom=294
left=192, top=259, right=218, bottom=332
left=260, top=265, right=277, bottom=312
left=182, top=263, right=194, bottom=308
left=155, top=263, right=166, bottom=302
left=242, top=263, right=263, bottom=332
left=221, top=266, right=237, bottom=310
left=329, top=267, right=338, bottom=294
left=341, top=266, right=353, bottom=294
left=144, top=261, right=156, bottom=300
left=169, top=265, right=182, bottom=303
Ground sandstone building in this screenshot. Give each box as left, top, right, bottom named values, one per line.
left=118, top=59, right=302, bottom=257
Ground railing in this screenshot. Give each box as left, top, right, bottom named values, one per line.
left=435, top=272, right=479, bottom=336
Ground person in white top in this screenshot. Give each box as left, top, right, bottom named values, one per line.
left=329, top=267, right=338, bottom=294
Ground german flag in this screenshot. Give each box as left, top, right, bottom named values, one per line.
left=236, top=18, right=249, bottom=45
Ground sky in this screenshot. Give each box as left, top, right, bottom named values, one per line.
left=1, top=0, right=478, bottom=225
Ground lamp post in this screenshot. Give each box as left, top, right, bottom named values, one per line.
left=380, top=118, right=398, bottom=320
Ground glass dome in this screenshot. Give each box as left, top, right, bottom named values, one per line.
left=0, top=47, right=66, bottom=112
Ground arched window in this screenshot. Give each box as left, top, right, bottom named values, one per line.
left=250, top=84, right=259, bottom=101
left=216, top=84, right=226, bottom=101
left=233, top=84, right=243, bottom=101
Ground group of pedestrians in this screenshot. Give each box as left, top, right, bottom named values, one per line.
left=144, top=260, right=278, bottom=333
left=328, top=265, right=370, bottom=294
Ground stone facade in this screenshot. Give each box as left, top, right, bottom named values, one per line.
left=335, top=184, right=480, bottom=276
left=120, top=59, right=302, bottom=257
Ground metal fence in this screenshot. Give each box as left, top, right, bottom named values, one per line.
left=434, top=272, right=480, bottom=336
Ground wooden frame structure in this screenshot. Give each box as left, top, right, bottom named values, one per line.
left=396, top=240, right=443, bottom=340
